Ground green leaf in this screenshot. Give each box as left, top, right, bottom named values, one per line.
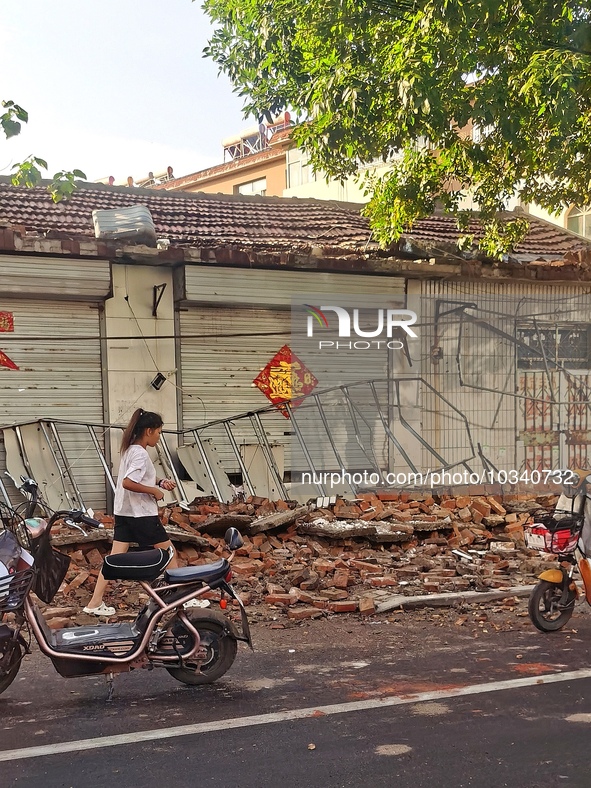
left=1, top=118, right=21, bottom=138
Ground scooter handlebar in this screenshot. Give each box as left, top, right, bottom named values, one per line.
left=53, top=510, right=103, bottom=529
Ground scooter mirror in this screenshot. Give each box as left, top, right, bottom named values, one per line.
left=19, top=477, right=38, bottom=494
left=225, top=527, right=243, bottom=551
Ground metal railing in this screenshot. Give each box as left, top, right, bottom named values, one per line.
left=0, top=377, right=477, bottom=511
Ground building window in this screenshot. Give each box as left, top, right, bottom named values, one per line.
left=567, top=206, right=591, bottom=238
left=472, top=124, right=493, bottom=143
left=287, top=155, right=318, bottom=189
left=234, top=178, right=267, bottom=196
left=287, top=161, right=301, bottom=189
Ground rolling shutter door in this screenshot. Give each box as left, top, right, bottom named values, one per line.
left=179, top=306, right=291, bottom=471
left=179, top=267, right=406, bottom=473
left=0, top=299, right=106, bottom=508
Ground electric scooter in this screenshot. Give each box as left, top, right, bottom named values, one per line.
left=525, top=469, right=591, bottom=632
left=0, top=478, right=252, bottom=699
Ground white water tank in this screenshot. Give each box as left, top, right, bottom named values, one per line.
left=92, top=205, right=157, bottom=247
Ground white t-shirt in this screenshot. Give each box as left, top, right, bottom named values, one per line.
left=113, top=445, right=158, bottom=517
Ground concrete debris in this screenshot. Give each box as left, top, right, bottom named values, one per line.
left=37, top=490, right=561, bottom=627
left=249, top=505, right=312, bottom=535
left=374, top=585, right=535, bottom=614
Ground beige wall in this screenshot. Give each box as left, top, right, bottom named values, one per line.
left=104, top=264, right=178, bottom=469
left=182, top=157, right=286, bottom=197
left=283, top=148, right=392, bottom=203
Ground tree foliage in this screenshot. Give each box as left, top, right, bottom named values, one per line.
left=2, top=100, right=85, bottom=202
left=202, top=0, right=591, bottom=255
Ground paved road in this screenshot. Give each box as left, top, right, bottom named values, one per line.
left=2, top=605, right=591, bottom=787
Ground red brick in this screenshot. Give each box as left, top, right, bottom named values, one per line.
left=334, top=505, right=363, bottom=519
left=357, top=493, right=380, bottom=504
left=376, top=492, right=399, bottom=502
left=349, top=560, right=383, bottom=574
left=359, top=510, right=378, bottom=522
left=197, top=504, right=223, bottom=516
left=369, top=576, right=399, bottom=588
left=471, top=499, right=491, bottom=517
left=246, top=496, right=267, bottom=506
left=287, top=607, right=324, bottom=620
left=264, top=594, right=296, bottom=606
left=266, top=582, right=286, bottom=595
left=63, top=570, right=90, bottom=593
left=359, top=596, right=376, bottom=616
left=257, top=499, right=277, bottom=516
left=291, top=589, right=315, bottom=604
left=487, top=496, right=506, bottom=515
left=328, top=600, right=359, bottom=613
left=312, top=559, right=335, bottom=573
left=333, top=570, right=351, bottom=589
left=84, top=548, right=104, bottom=569
left=68, top=550, right=85, bottom=565
left=232, top=559, right=262, bottom=576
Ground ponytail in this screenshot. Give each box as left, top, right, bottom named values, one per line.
left=120, top=408, right=163, bottom=453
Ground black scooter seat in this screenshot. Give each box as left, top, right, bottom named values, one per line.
left=103, top=548, right=172, bottom=581
left=165, top=558, right=230, bottom=586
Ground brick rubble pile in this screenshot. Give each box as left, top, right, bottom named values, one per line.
left=36, top=490, right=562, bottom=628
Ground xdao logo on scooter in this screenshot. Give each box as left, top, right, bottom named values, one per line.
left=303, top=304, right=419, bottom=350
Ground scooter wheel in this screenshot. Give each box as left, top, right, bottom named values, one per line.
left=528, top=580, right=575, bottom=632
left=165, top=612, right=237, bottom=686
left=0, top=640, right=22, bottom=696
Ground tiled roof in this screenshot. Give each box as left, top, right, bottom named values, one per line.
left=0, top=179, right=588, bottom=261
left=0, top=180, right=370, bottom=252
left=406, top=213, right=590, bottom=259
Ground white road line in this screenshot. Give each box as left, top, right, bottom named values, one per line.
left=3, top=667, right=591, bottom=762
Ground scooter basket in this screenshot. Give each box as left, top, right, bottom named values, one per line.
left=530, top=509, right=584, bottom=555
left=0, top=567, right=35, bottom=612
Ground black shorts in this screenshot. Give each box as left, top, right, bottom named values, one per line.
left=113, top=515, right=168, bottom=548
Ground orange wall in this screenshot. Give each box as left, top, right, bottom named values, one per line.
left=182, top=156, right=286, bottom=196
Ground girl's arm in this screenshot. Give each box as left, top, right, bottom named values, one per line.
left=122, top=477, right=164, bottom=500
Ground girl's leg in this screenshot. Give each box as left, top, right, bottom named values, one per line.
left=153, top=539, right=178, bottom=569
left=86, top=540, right=130, bottom=609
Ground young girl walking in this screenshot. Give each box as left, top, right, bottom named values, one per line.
left=84, top=408, right=178, bottom=616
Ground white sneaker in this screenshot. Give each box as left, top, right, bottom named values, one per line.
left=83, top=602, right=116, bottom=616
left=183, top=598, right=210, bottom=609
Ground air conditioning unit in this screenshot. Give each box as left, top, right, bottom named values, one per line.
left=92, top=205, right=157, bottom=247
